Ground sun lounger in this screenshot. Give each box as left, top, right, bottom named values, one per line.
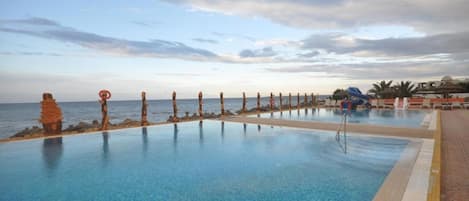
left=463, top=102, right=469, bottom=109
left=371, top=99, right=378, bottom=108
left=433, top=102, right=443, bottom=109
left=377, top=99, right=385, bottom=109
left=421, top=99, right=431, bottom=109
left=324, top=99, right=332, bottom=107
left=451, top=102, right=463, bottom=109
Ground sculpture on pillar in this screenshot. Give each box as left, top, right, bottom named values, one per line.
left=99, top=89, right=111, bottom=130
left=141, top=91, right=148, bottom=126
left=198, top=91, right=203, bottom=120
left=40, top=93, right=63, bottom=135
left=220, top=92, right=225, bottom=116
left=172, top=91, right=179, bottom=122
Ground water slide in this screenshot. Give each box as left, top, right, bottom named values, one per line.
left=346, top=87, right=369, bottom=108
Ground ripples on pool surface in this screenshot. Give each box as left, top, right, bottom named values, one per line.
left=0, top=120, right=409, bottom=201
left=254, top=108, right=429, bottom=128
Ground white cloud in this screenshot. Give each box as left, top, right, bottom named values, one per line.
left=164, top=0, right=469, bottom=34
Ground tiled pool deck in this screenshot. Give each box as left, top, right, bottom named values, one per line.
left=441, top=110, right=469, bottom=201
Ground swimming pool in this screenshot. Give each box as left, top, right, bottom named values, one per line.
left=0, top=120, right=411, bottom=201
left=252, top=108, right=429, bottom=128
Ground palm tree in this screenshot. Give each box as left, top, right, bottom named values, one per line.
left=368, top=80, right=394, bottom=98
left=394, top=81, right=416, bottom=98
left=332, top=88, right=348, bottom=100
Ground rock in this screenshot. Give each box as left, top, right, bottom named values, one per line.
left=12, top=126, right=44, bottom=138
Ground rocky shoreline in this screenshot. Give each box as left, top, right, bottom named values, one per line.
left=5, top=103, right=312, bottom=142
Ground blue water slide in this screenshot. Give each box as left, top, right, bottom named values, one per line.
left=346, top=87, right=369, bottom=106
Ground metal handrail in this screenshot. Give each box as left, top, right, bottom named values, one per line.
left=336, top=113, right=347, bottom=153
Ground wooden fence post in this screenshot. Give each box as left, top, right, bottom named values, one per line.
left=279, top=92, right=283, bottom=111
left=304, top=93, right=308, bottom=107
left=172, top=91, right=179, bottom=122
left=198, top=91, right=203, bottom=120
left=289, top=93, right=292, bottom=110
left=270, top=92, right=274, bottom=111
left=220, top=92, right=225, bottom=116
left=242, top=92, right=246, bottom=113
left=257, top=92, right=261, bottom=112
left=141, top=91, right=148, bottom=126
left=297, top=92, right=300, bottom=109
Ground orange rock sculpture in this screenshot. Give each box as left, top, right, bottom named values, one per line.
left=40, top=93, right=63, bottom=135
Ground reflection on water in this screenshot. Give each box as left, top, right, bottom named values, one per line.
left=173, top=124, right=178, bottom=152
left=221, top=121, right=225, bottom=142
left=305, top=108, right=308, bottom=115
left=42, top=137, right=63, bottom=177
left=243, top=123, right=247, bottom=136
left=257, top=124, right=261, bottom=133
left=142, top=127, right=148, bottom=157
left=199, top=121, right=204, bottom=147
left=102, top=132, right=110, bottom=167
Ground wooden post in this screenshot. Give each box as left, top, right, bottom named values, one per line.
left=288, top=93, right=292, bottom=110
left=304, top=93, right=308, bottom=107
left=242, top=92, right=246, bottom=113
left=257, top=92, right=260, bottom=112
left=40, top=93, right=63, bottom=135
left=297, top=92, right=300, bottom=109
left=198, top=91, right=203, bottom=120
left=141, top=91, right=148, bottom=126
left=172, top=91, right=179, bottom=122
left=220, top=92, right=225, bottom=116
left=279, top=92, right=283, bottom=111
left=270, top=92, right=274, bottom=111
left=99, top=90, right=111, bottom=130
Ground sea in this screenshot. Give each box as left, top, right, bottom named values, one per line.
left=0, top=96, right=328, bottom=139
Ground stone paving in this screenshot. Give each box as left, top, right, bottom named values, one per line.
left=441, top=110, right=469, bottom=201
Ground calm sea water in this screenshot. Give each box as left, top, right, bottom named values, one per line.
left=0, top=96, right=315, bottom=139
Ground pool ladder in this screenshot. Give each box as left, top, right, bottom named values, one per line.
left=336, top=113, right=347, bottom=153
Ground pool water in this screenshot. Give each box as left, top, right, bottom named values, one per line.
left=0, top=120, right=410, bottom=201
left=253, top=108, right=429, bottom=128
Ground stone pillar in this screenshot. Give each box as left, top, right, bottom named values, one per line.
left=198, top=91, right=203, bottom=120
left=40, top=93, right=63, bottom=135
left=220, top=92, right=225, bottom=116
left=172, top=91, right=179, bottom=122
left=141, top=91, right=148, bottom=126
left=257, top=92, right=261, bottom=112
left=279, top=92, right=283, bottom=111
left=99, top=90, right=111, bottom=130
left=297, top=92, right=300, bottom=109
left=289, top=93, right=292, bottom=110
left=242, top=92, right=246, bottom=113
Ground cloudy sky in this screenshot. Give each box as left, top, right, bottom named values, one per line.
left=1, top=0, right=468, bottom=103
